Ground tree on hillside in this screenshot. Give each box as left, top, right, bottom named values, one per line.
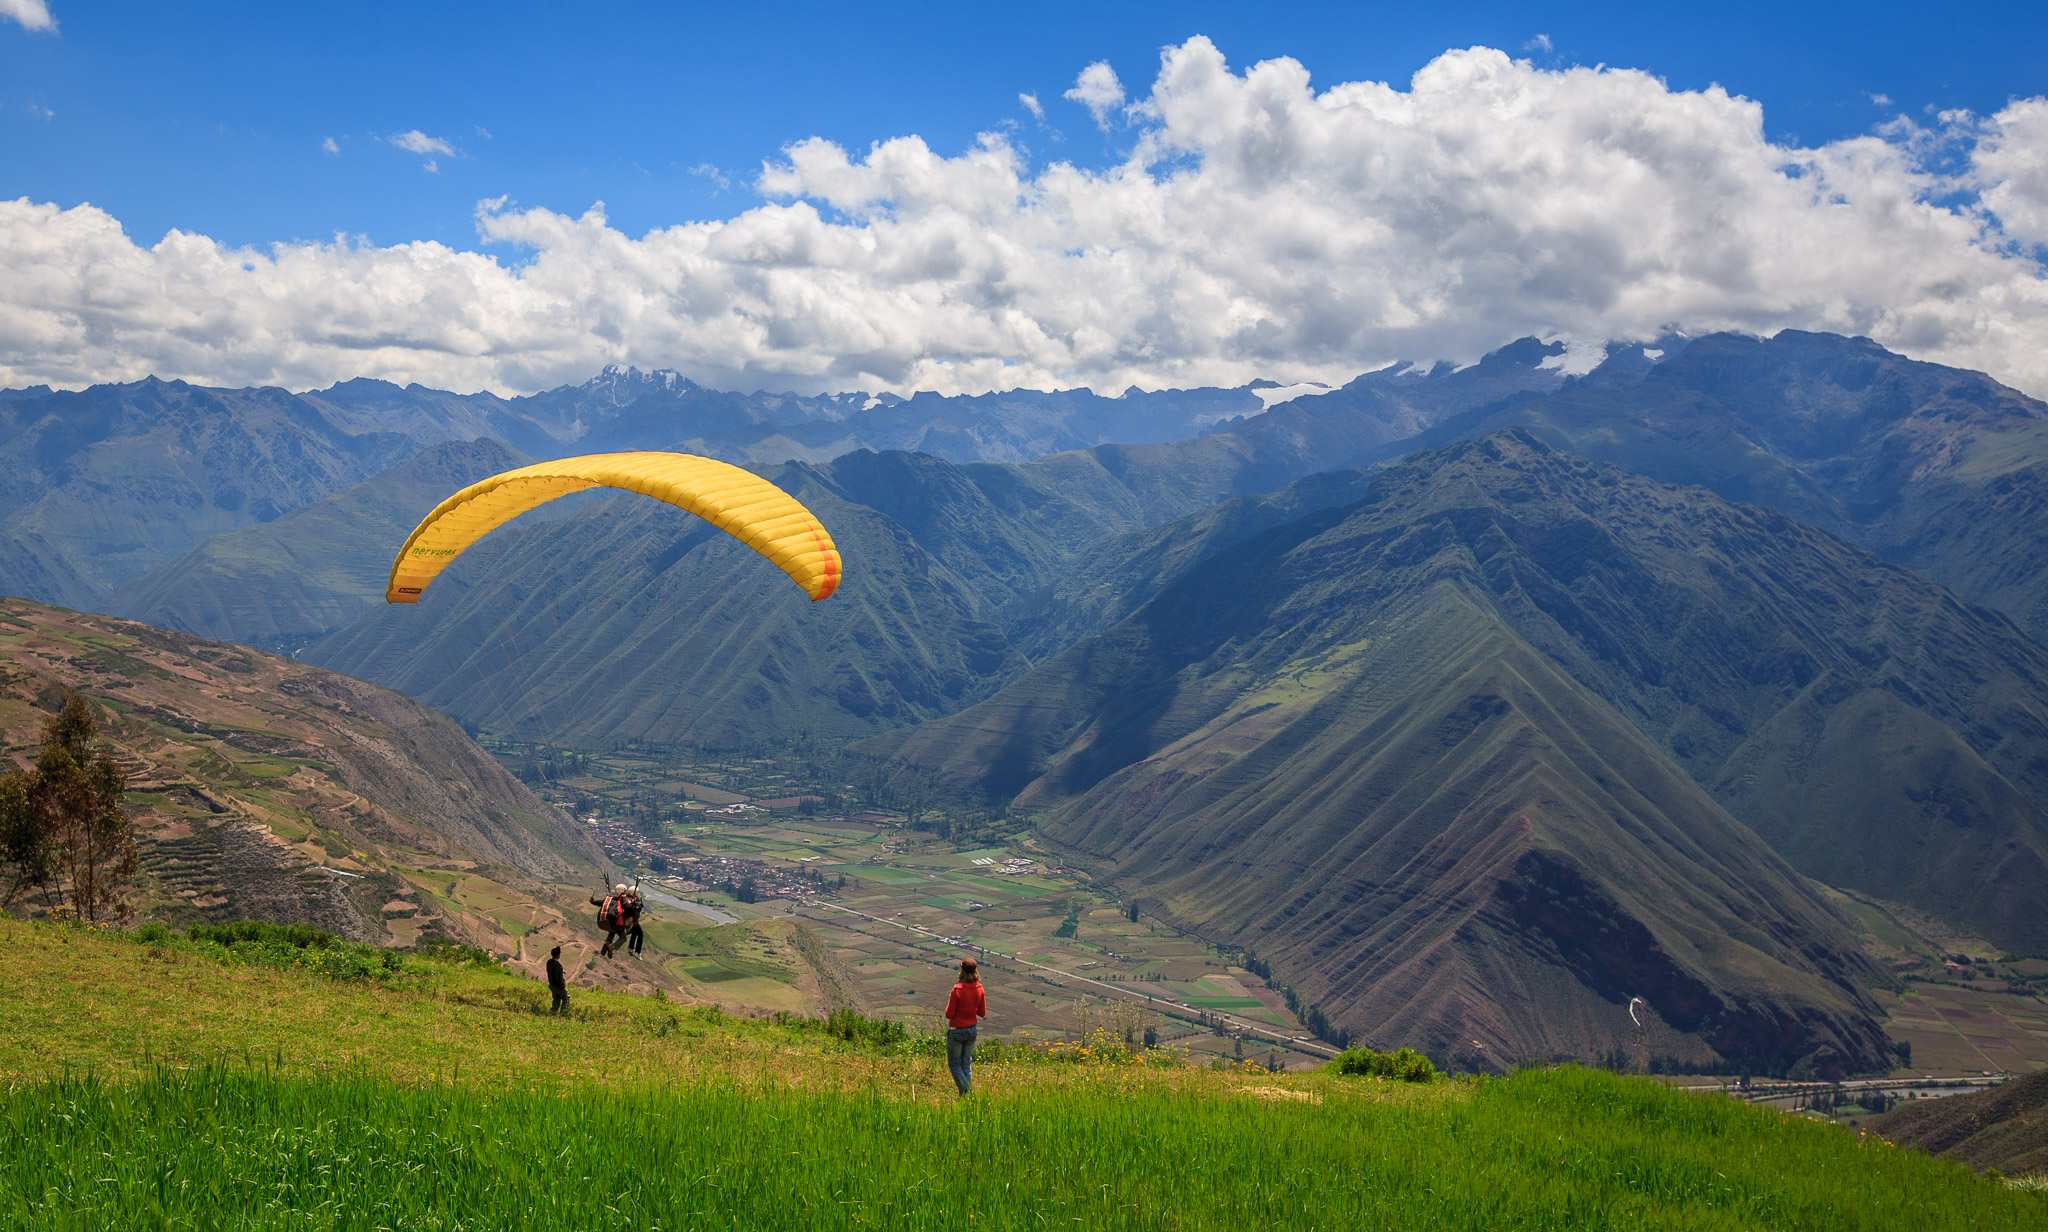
left=0, top=767, right=56, bottom=912
left=0, top=693, right=138, bottom=924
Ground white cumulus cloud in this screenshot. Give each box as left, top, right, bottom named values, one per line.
left=4, top=38, right=2048, bottom=399
left=387, top=131, right=455, bottom=171
left=0, top=0, right=55, bottom=32
left=1020, top=92, right=1044, bottom=120
left=1065, top=61, right=1125, bottom=129
left=1975, top=98, right=2048, bottom=249
left=321, top=136, right=340, bottom=155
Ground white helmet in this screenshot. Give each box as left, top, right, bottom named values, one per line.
left=613, top=883, right=629, bottom=894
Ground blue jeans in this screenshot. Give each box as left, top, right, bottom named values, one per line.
left=946, top=1026, right=978, bottom=1094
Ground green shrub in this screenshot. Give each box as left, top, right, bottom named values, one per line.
left=412, top=936, right=501, bottom=967
left=822, top=1006, right=908, bottom=1049
left=187, top=921, right=338, bottom=950
left=766, top=1008, right=916, bottom=1051
left=133, top=922, right=170, bottom=945
left=181, top=920, right=402, bottom=981
left=1329, top=1045, right=1436, bottom=1083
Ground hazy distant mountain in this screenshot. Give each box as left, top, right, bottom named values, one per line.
left=0, top=336, right=1582, bottom=611
left=295, top=379, right=567, bottom=459
left=866, top=432, right=2048, bottom=1067
left=1408, top=330, right=2048, bottom=641
left=0, top=379, right=425, bottom=607
left=108, top=439, right=532, bottom=655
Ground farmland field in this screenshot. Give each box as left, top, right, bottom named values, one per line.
left=490, top=740, right=1330, bottom=1065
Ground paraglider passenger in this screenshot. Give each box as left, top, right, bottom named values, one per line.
left=623, top=889, right=647, bottom=956
left=591, top=884, right=633, bottom=958
left=546, top=945, right=569, bottom=1014
left=943, top=958, right=987, bottom=1095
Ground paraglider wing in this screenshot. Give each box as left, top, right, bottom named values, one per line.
left=384, top=451, right=842, bottom=604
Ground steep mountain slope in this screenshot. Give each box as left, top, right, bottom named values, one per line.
left=300, top=478, right=1034, bottom=746
left=1003, top=469, right=1380, bottom=663
left=108, top=440, right=532, bottom=655
left=0, top=599, right=601, bottom=948
left=1872, top=1067, right=2048, bottom=1176
left=867, top=433, right=2048, bottom=1067
left=878, top=584, right=1890, bottom=1072
left=892, top=434, right=2048, bottom=956
left=1416, top=331, right=2048, bottom=640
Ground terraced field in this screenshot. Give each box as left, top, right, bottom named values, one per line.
left=1883, top=986, right=2048, bottom=1076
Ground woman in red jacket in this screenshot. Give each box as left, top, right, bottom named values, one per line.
left=943, top=958, right=987, bottom=1095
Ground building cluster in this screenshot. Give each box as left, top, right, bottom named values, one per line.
left=582, top=815, right=670, bottom=870
left=663, top=854, right=824, bottom=901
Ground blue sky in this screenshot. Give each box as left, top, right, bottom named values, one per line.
left=4, top=0, right=2044, bottom=251
left=3, top=1, right=2047, bottom=399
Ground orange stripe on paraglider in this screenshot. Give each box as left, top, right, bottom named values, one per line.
left=811, top=527, right=841, bottom=601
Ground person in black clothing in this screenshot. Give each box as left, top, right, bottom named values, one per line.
left=622, top=890, right=648, bottom=956
left=545, top=945, right=569, bottom=1015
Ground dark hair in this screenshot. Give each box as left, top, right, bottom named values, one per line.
left=550, top=946, right=562, bottom=958
left=958, top=958, right=979, bottom=983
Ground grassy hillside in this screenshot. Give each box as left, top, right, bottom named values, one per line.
left=0, top=918, right=2037, bottom=1231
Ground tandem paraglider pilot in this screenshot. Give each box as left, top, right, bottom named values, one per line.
left=592, top=884, right=637, bottom=958
left=944, top=958, right=987, bottom=1096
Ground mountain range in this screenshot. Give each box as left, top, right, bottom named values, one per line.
left=99, top=339, right=1578, bottom=732
left=9, top=329, right=2048, bottom=1073
left=1402, top=331, right=2048, bottom=642
left=294, top=448, right=1379, bottom=746
left=866, top=431, right=2048, bottom=1067
left=0, top=364, right=1444, bottom=613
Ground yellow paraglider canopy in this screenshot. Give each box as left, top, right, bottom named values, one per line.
left=384, top=451, right=842, bottom=604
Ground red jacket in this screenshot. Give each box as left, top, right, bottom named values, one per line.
left=944, top=981, right=986, bottom=1028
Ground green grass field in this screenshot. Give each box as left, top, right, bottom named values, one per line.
left=0, top=919, right=2040, bottom=1230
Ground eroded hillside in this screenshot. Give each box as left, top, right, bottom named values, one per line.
left=0, top=598, right=600, bottom=949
